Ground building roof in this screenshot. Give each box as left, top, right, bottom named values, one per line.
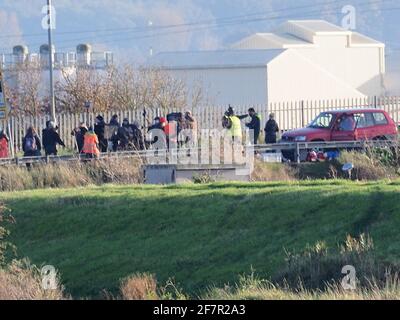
left=283, top=20, right=351, bottom=35
left=149, top=49, right=286, bottom=69
left=351, top=32, right=385, bottom=47
left=232, top=32, right=314, bottom=49
left=233, top=20, right=384, bottom=49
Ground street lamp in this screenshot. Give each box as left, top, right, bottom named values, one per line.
left=46, top=0, right=56, bottom=123
left=85, top=100, right=91, bottom=126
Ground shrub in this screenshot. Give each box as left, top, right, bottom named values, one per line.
left=338, top=151, right=395, bottom=180
left=193, top=172, right=218, bottom=184
left=274, top=234, right=393, bottom=290
left=120, top=274, right=188, bottom=300
left=0, top=260, right=65, bottom=300
left=0, top=203, right=15, bottom=267
left=251, top=161, right=296, bottom=182
left=120, top=273, right=158, bottom=300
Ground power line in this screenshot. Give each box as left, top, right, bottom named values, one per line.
left=0, top=0, right=370, bottom=39
left=56, top=3, right=400, bottom=51
left=0, top=0, right=396, bottom=53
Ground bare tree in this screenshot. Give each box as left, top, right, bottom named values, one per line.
left=3, top=62, right=204, bottom=117
left=3, top=60, right=44, bottom=117
left=56, top=67, right=116, bottom=113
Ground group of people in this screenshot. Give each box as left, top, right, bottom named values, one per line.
left=147, top=111, right=198, bottom=149
left=70, top=111, right=198, bottom=158
left=222, top=106, right=280, bottom=145
left=70, top=115, right=147, bottom=159
left=20, top=121, right=66, bottom=158
left=0, top=107, right=278, bottom=161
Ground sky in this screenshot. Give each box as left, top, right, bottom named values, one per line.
left=0, top=0, right=399, bottom=64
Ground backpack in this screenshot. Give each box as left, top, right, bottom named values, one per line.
left=24, top=136, right=37, bottom=152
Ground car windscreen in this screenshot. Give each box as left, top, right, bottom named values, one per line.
left=308, top=113, right=335, bottom=129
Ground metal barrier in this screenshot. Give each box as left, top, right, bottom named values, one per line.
left=0, top=140, right=397, bottom=167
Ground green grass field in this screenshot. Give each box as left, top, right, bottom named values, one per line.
left=3, top=180, right=400, bottom=298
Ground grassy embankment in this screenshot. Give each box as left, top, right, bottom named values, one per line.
left=2, top=180, right=400, bottom=298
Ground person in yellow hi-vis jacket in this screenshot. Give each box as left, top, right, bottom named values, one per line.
left=223, top=106, right=242, bottom=144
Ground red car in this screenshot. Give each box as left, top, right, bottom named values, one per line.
left=282, top=109, right=398, bottom=143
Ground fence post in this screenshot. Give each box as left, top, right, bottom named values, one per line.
left=301, top=100, right=305, bottom=128
left=296, top=143, right=301, bottom=164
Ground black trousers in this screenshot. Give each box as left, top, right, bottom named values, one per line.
left=265, top=135, right=277, bottom=144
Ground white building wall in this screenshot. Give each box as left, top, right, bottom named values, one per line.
left=168, top=67, right=268, bottom=106
left=293, top=37, right=384, bottom=96
left=267, top=50, right=365, bottom=102
left=385, top=51, right=400, bottom=95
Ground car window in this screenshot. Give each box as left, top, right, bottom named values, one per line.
left=337, top=115, right=356, bottom=131
left=355, top=113, right=375, bottom=129
left=309, top=113, right=334, bottom=129
left=373, top=113, right=388, bottom=125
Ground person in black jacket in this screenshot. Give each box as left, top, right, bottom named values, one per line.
left=116, top=118, right=132, bottom=150
left=94, top=115, right=108, bottom=153
left=42, top=121, right=65, bottom=156
left=131, top=121, right=145, bottom=151
left=264, top=113, right=280, bottom=144
left=71, top=122, right=88, bottom=153
left=109, top=114, right=120, bottom=127
left=239, top=108, right=261, bottom=145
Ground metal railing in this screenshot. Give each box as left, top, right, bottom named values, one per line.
left=1, top=96, right=400, bottom=154
left=0, top=52, right=114, bottom=70
left=0, top=140, right=397, bottom=167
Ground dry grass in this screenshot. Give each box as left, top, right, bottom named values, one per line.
left=205, top=273, right=400, bottom=300
left=0, top=260, right=66, bottom=300
left=251, top=160, right=296, bottom=182
left=0, top=157, right=143, bottom=192
left=120, top=273, right=159, bottom=300
left=338, top=151, right=395, bottom=180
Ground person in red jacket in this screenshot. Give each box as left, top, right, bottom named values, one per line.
left=161, top=117, right=178, bottom=149
left=0, top=130, right=9, bottom=158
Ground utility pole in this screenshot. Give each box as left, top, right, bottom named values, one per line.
left=47, top=0, right=56, bottom=123
left=148, top=20, right=153, bottom=57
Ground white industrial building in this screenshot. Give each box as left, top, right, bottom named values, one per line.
left=1, top=44, right=113, bottom=98
left=150, top=20, right=387, bottom=105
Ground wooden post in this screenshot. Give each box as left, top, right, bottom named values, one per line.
left=296, top=143, right=301, bottom=164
